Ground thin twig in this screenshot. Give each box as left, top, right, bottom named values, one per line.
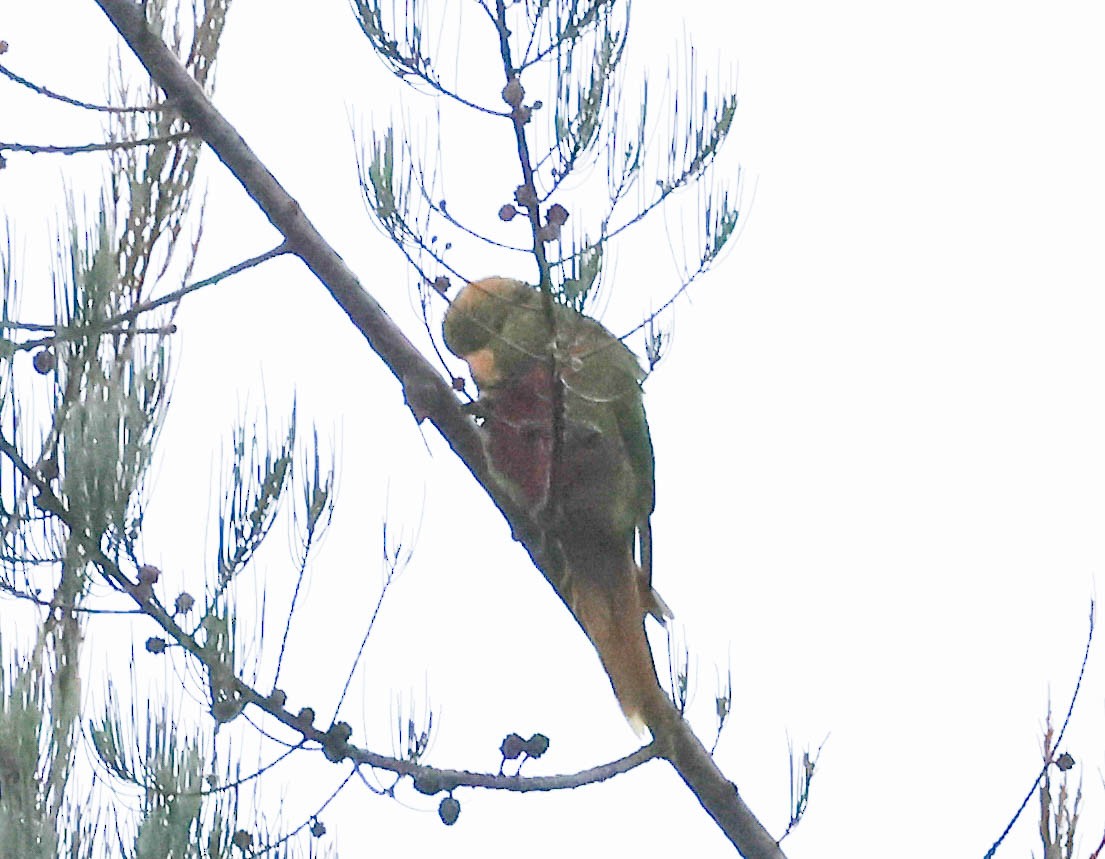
left=983, top=600, right=1096, bottom=858
left=329, top=509, right=415, bottom=720
left=0, top=131, right=192, bottom=156
left=0, top=61, right=164, bottom=113
left=100, top=242, right=289, bottom=329
left=247, top=766, right=359, bottom=858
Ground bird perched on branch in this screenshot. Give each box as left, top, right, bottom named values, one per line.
left=442, top=276, right=671, bottom=735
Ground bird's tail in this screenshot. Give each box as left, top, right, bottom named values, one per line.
left=569, top=556, right=671, bottom=737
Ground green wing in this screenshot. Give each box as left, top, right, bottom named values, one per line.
left=557, top=309, right=655, bottom=542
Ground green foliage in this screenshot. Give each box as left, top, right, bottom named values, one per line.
left=215, top=409, right=296, bottom=587
left=352, top=0, right=435, bottom=83
left=87, top=677, right=327, bottom=859
left=291, top=426, right=336, bottom=570
left=553, top=16, right=626, bottom=172
left=781, top=734, right=826, bottom=842
left=559, top=241, right=602, bottom=311
left=91, top=682, right=207, bottom=857
left=0, top=1, right=344, bottom=855
left=54, top=204, right=171, bottom=559
left=365, top=128, right=399, bottom=225
left=201, top=609, right=245, bottom=725
left=0, top=652, right=59, bottom=858
left=358, top=1, right=740, bottom=348
left=356, top=127, right=444, bottom=284
left=108, top=0, right=227, bottom=299
left=392, top=693, right=434, bottom=765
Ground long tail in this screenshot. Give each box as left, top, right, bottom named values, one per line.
left=568, top=558, right=671, bottom=737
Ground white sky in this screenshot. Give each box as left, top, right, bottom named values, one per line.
left=5, top=1, right=1105, bottom=858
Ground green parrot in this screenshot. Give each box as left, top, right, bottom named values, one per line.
left=443, top=276, right=671, bottom=735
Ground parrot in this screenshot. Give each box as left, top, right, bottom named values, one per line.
left=442, top=276, right=672, bottom=735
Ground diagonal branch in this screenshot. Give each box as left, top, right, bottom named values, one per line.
left=90, top=2, right=784, bottom=856
left=93, top=0, right=502, bottom=504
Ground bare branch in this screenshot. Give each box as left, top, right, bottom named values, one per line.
left=0, top=61, right=164, bottom=113
left=0, top=427, right=659, bottom=797
left=984, top=601, right=1096, bottom=858
left=0, top=131, right=192, bottom=157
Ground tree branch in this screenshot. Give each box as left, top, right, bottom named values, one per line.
left=0, top=60, right=163, bottom=113
left=90, top=2, right=784, bottom=855
left=0, top=131, right=191, bottom=156
left=0, top=429, right=657, bottom=798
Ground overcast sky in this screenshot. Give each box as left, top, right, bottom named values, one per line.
left=5, top=2, right=1105, bottom=857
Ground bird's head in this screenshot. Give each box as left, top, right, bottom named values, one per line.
left=443, top=277, right=532, bottom=387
